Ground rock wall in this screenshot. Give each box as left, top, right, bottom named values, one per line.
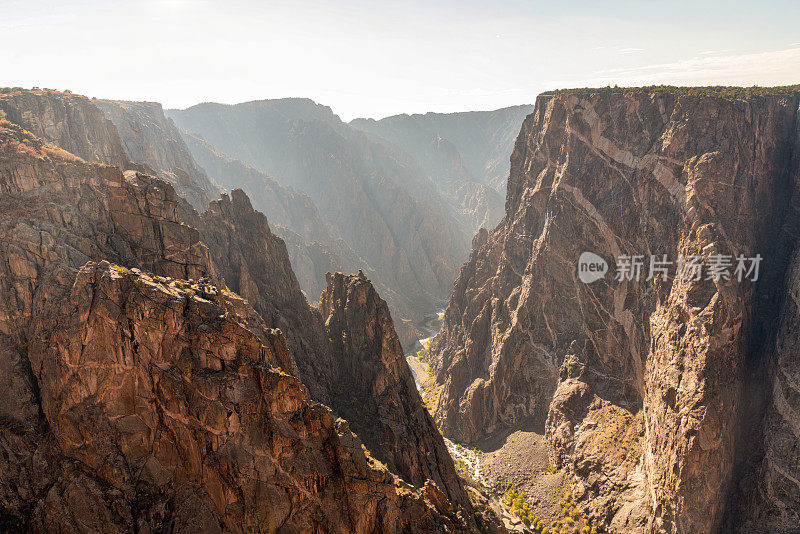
left=93, top=99, right=220, bottom=210
left=0, top=121, right=474, bottom=531
left=0, top=90, right=129, bottom=169
left=321, top=272, right=472, bottom=512
left=187, top=190, right=473, bottom=517
left=431, top=89, right=800, bottom=532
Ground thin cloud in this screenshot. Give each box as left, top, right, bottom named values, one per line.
left=618, top=47, right=645, bottom=54
left=549, top=47, right=800, bottom=88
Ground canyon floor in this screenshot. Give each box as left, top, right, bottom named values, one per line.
left=407, top=313, right=579, bottom=533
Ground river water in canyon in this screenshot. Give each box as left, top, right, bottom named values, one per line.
left=405, top=311, right=489, bottom=489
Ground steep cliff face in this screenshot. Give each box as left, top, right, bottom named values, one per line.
left=93, top=100, right=220, bottom=210
left=0, top=90, right=129, bottom=169
left=167, top=99, right=470, bottom=341
left=320, top=272, right=472, bottom=512
left=27, top=263, right=464, bottom=533
left=186, top=191, right=473, bottom=517
left=431, top=89, right=800, bottom=532
left=735, top=244, right=800, bottom=532
left=351, top=108, right=535, bottom=232
left=0, top=120, right=209, bottom=298
left=0, top=121, right=473, bottom=531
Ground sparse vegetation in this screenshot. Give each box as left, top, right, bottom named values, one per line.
left=555, top=491, right=598, bottom=534
left=499, top=484, right=601, bottom=534
left=415, top=343, right=434, bottom=366
left=545, top=464, right=560, bottom=474
left=411, top=346, right=443, bottom=418
left=503, top=484, right=539, bottom=528
left=454, top=457, right=480, bottom=488
left=455, top=457, right=469, bottom=476
left=541, top=84, right=800, bottom=100
left=422, top=385, right=440, bottom=417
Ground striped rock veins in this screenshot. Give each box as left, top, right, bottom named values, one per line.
left=431, top=88, right=800, bottom=532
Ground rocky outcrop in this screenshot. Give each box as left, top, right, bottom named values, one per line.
left=189, top=188, right=338, bottom=404
left=187, top=190, right=474, bottom=520
left=27, top=262, right=464, bottom=533
left=431, top=88, right=800, bottom=532
left=0, top=90, right=129, bottom=169
left=321, top=272, right=472, bottom=513
left=0, top=121, right=474, bottom=531
left=167, top=99, right=470, bottom=342
left=93, top=100, right=220, bottom=210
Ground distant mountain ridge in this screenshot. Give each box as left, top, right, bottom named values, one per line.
left=352, top=105, right=534, bottom=192
left=178, top=128, right=368, bottom=303
left=167, top=98, right=474, bottom=343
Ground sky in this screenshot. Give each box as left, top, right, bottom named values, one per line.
left=2, top=0, right=799, bottom=121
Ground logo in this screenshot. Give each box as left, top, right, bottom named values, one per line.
left=578, top=252, right=608, bottom=283
left=576, top=252, right=762, bottom=284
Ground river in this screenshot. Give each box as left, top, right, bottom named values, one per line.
left=405, top=309, right=489, bottom=489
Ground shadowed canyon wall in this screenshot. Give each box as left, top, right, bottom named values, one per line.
left=431, top=88, right=800, bottom=532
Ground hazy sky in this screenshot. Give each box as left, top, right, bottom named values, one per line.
left=2, top=0, right=799, bottom=120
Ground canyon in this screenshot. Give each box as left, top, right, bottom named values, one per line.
left=2, top=84, right=800, bottom=533
left=428, top=86, right=800, bottom=533
left=166, top=98, right=470, bottom=346
left=165, top=100, right=531, bottom=345
left=0, top=93, right=478, bottom=531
